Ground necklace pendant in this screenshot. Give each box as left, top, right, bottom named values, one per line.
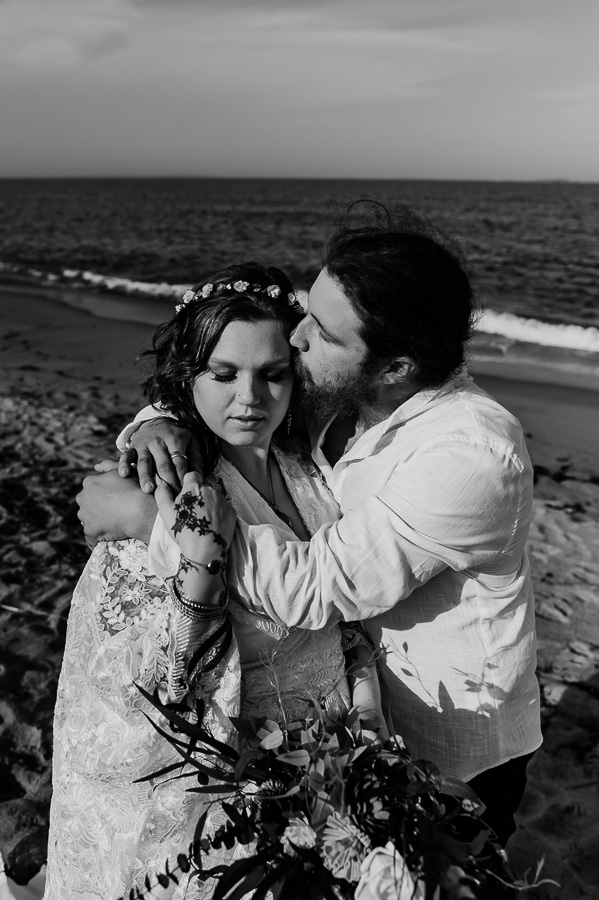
left=267, top=455, right=294, bottom=530
left=272, top=505, right=294, bottom=531
left=227, top=453, right=297, bottom=532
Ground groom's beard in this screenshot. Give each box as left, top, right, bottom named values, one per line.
left=294, top=354, right=379, bottom=420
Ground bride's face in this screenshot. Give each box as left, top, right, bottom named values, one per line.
left=192, top=319, right=293, bottom=452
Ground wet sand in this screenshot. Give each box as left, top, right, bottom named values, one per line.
left=1, top=285, right=599, bottom=897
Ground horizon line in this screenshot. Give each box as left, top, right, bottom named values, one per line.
left=0, top=174, right=595, bottom=184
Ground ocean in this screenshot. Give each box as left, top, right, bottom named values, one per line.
left=1, top=178, right=599, bottom=369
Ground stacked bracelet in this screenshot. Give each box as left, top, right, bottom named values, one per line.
left=168, top=576, right=228, bottom=622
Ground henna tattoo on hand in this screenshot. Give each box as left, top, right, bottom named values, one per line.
left=172, top=491, right=206, bottom=535
left=172, top=488, right=228, bottom=568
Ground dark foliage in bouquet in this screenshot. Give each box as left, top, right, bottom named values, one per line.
left=121, top=686, right=555, bottom=900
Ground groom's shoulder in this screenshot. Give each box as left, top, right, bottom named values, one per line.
left=438, top=375, right=528, bottom=455
left=452, top=375, right=519, bottom=421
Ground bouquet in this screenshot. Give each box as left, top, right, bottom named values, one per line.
left=122, top=686, right=553, bottom=900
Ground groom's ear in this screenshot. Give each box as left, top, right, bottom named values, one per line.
left=379, top=356, right=418, bottom=385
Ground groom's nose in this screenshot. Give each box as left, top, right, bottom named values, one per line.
left=290, top=316, right=310, bottom=351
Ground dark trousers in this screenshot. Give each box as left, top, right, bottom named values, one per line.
left=467, top=752, right=535, bottom=846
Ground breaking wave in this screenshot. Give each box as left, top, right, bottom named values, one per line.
left=477, top=309, right=599, bottom=353
left=2, top=261, right=599, bottom=354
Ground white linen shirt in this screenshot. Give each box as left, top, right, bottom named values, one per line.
left=226, top=374, right=542, bottom=780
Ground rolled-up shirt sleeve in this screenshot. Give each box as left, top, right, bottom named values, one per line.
left=115, top=404, right=168, bottom=452
left=228, top=436, right=531, bottom=630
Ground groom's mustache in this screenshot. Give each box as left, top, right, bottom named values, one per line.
left=293, top=351, right=313, bottom=387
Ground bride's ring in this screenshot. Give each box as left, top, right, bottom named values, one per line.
left=170, top=451, right=187, bottom=461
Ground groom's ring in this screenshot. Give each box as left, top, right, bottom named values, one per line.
left=170, top=451, right=187, bottom=461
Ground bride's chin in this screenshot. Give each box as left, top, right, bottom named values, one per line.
left=222, top=430, right=274, bottom=449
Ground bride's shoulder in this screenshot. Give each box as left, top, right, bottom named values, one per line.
left=273, top=444, right=339, bottom=529
left=273, top=442, right=323, bottom=481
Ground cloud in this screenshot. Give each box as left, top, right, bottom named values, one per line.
left=0, top=0, right=132, bottom=68
left=1, top=0, right=598, bottom=179
left=125, top=0, right=342, bottom=8
left=534, top=81, right=599, bottom=115
left=536, top=82, right=599, bottom=102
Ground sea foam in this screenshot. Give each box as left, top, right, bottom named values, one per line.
left=477, top=309, right=599, bottom=353
left=3, top=262, right=599, bottom=355
left=71, top=270, right=599, bottom=353
left=64, top=269, right=186, bottom=300
left=69, top=270, right=599, bottom=353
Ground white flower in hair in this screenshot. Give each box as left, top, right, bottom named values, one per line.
left=287, top=292, right=305, bottom=313
left=266, top=285, right=281, bottom=298
left=182, top=290, right=195, bottom=303
left=233, top=280, right=250, bottom=292
left=200, top=283, right=213, bottom=298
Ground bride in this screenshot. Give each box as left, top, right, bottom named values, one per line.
left=44, top=264, right=383, bottom=900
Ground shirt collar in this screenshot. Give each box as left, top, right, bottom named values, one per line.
left=310, top=372, right=471, bottom=465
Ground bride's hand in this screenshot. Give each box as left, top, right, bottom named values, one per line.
left=154, top=472, right=237, bottom=570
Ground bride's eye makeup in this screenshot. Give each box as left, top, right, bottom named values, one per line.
left=207, top=363, right=291, bottom=384
left=209, top=369, right=237, bottom=383
left=262, top=366, right=291, bottom=382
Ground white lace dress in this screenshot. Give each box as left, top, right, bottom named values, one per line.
left=44, top=447, right=349, bottom=900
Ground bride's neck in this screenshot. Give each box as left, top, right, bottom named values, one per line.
left=220, top=443, right=271, bottom=490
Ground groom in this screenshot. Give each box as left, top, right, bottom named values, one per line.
left=77, top=202, right=542, bottom=846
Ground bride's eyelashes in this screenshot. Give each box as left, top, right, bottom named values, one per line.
left=209, top=370, right=236, bottom=383
left=208, top=368, right=291, bottom=384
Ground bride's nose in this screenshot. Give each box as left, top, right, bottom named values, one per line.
left=236, top=374, right=261, bottom=405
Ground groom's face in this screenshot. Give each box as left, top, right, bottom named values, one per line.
left=290, top=269, right=379, bottom=418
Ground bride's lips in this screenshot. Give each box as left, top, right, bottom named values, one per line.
left=230, top=415, right=265, bottom=428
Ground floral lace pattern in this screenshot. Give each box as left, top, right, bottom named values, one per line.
left=44, top=540, right=240, bottom=900
left=274, top=445, right=339, bottom=537
left=242, top=625, right=351, bottom=722
left=45, top=451, right=347, bottom=900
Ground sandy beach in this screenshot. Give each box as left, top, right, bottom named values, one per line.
left=1, top=284, right=599, bottom=898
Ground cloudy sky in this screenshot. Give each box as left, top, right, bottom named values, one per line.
left=1, top=0, right=597, bottom=180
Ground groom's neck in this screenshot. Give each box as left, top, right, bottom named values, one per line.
left=322, top=415, right=359, bottom=466
left=323, top=383, right=419, bottom=465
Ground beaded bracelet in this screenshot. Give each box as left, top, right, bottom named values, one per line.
left=173, top=573, right=227, bottom=610
left=168, top=576, right=228, bottom=622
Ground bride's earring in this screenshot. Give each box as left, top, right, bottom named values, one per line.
left=286, top=409, right=293, bottom=436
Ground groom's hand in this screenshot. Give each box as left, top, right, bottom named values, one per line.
left=118, top=418, right=203, bottom=494
left=76, top=467, right=157, bottom=547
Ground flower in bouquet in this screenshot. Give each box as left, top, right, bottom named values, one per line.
left=127, top=687, right=554, bottom=900
left=355, top=842, right=423, bottom=900
left=320, top=811, right=371, bottom=882
left=281, top=815, right=317, bottom=855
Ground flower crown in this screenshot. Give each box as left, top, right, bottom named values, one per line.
left=175, top=280, right=302, bottom=314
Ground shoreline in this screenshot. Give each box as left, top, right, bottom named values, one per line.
left=471, top=344, right=599, bottom=394
left=2, top=284, right=599, bottom=897
left=4, top=280, right=599, bottom=391
left=2, top=282, right=599, bottom=481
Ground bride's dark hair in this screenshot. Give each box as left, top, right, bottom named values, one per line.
left=141, top=262, right=302, bottom=478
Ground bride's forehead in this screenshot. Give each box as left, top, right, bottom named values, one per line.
left=210, top=319, right=291, bottom=361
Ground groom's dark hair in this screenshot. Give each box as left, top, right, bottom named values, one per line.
left=323, top=200, right=480, bottom=387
